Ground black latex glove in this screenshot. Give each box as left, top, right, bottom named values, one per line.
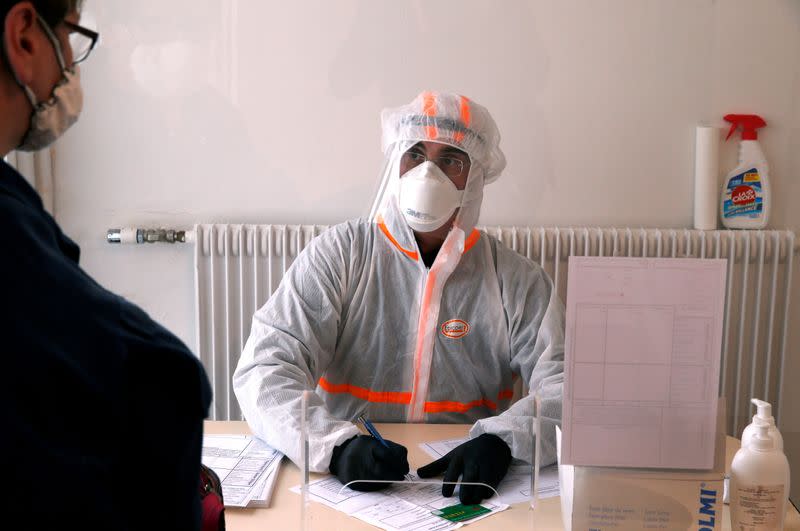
left=417, top=433, right=511, bottom=504
left=329, top=435, right=410, bottom=491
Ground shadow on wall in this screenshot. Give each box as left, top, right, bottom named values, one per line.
left=76, top=0, right=270, bottom=223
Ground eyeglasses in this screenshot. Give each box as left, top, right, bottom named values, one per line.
left=400, top=148, right=470, bottom=179
left=63, top=20, right=99, bottom=65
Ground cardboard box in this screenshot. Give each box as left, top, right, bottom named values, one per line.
left=556, top=406, right=725, bottom=531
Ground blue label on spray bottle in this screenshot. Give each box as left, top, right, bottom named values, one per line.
left=723, top=168, right=763, bottom=219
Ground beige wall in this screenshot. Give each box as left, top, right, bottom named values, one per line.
left=53, top=0, right=799, bottom=501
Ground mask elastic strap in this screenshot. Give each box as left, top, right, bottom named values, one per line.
left=21, top=83, right=39, bottom=107
left=36, top=14, right=68, bottom=71
left=2, top=13, right=70, bottom=109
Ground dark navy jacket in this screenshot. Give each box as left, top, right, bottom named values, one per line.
left=0, top=160, right=212, bottom=529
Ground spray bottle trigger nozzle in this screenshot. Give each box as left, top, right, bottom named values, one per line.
left=725, top=123, right=738, bottom=141
left=723, top=114, right=767, bottom=141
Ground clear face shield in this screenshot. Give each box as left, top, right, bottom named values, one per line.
left=367, top=140, right=413, bottom=222
left=369, top=92, right=505, bottom=240
left=367, top=139, right=486, bottom=239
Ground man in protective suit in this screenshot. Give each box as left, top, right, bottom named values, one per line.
left=234, top=91, right=565, bottom=504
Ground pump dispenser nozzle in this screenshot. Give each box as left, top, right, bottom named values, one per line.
left=724, top=114, right=767, bottom=141
left=751, top=398, right=774, bottom=424
left=751, top=424, right=774, bottom=451
left=742, top=397, right=783, bottom=451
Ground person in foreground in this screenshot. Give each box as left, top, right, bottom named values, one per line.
left=234, top=90, right=565, bottom=504
left=0, top=1, right=211, bottom=528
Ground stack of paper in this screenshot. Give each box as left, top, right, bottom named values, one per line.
left=202, top=434, right=283, bottom=508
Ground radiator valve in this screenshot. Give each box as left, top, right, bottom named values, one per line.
left=107, top=228, right=190, bottom=244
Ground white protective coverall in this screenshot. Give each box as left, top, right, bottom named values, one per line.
left=233, top=91, right=565, bottom=473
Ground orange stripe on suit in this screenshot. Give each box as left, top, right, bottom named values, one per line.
left=318, top=377, right=411, bottom=405
left=319, top=376, right=513, bottom=414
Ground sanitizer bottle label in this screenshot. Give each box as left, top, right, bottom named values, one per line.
left=723, top=168, right=763, bottom=219
left=731, top=484, right=784, bottom=528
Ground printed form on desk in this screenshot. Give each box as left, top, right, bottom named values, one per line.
left=202, top=435, right=283, bottom=508
left=561, top=256, right=727, bottom=470
left=291, top=473, right=508, bottom=531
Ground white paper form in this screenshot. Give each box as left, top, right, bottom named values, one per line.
left=202, top=435, right=284, bottom=508
left=419, top=438, right=560, bottom=504
left=562, top=257, right=727, bottom=469
left=291, top=473, right=508, bottom=531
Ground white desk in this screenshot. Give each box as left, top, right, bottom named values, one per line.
left=206, top=421, right=799, bottom=530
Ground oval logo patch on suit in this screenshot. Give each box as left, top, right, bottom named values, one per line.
left=441, top=319, right=470, bottom=339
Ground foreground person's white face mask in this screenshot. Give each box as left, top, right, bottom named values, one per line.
left=6, top=14, right=84, bottom=152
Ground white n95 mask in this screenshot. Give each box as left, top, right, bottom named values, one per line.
left=398, top=161, right=464, bottom=233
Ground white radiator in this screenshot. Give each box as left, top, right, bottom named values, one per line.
left=194, top=224, right=796, bottom=437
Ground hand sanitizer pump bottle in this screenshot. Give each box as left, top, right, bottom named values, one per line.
left=730, top=424, right=790, bottom=530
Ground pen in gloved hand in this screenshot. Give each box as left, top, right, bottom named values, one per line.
left=357, top=415, right=412, bottom=481
left=329, top=432, right=409, bottom=491
left=357, top=415, right=389, bottom=447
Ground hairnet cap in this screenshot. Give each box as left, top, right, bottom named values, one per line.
left=381, top=91, right=507, bottom=184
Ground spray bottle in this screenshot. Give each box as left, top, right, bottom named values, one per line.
left=741, top=398, right=783, bottom=451
left=720, top=114, right=770, bottom=229
left=730, top=424, right=790, bottom=530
